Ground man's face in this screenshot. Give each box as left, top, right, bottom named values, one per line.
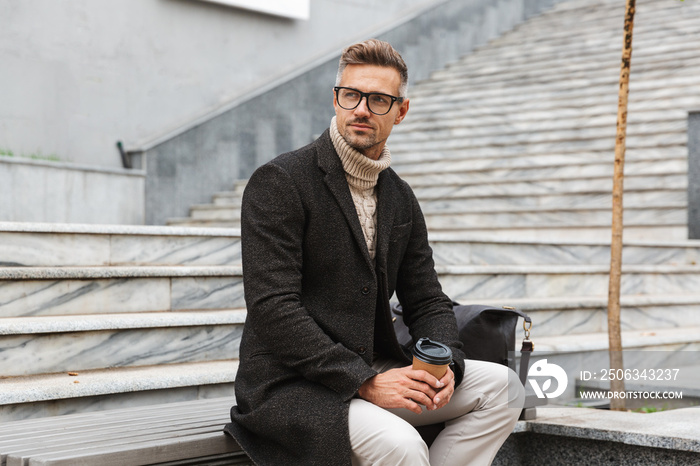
left=333, top=64, right=409, bottom=160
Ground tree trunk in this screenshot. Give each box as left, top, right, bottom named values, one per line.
left=608, top=0, right=636, bottom=412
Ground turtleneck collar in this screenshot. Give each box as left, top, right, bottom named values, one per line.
left=330, top=116, right=391, bottom=191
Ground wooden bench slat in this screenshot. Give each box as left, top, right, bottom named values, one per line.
left=0, top=398, right=234, bottom=434
left=21, top=432, right=241, bottom=466
left=0, top=398, right=240, bottom=466
left=6, top=426, right=235, bottom=466
left=0, top=404, right=230, bottom=444
left=2, top=416, right=230, bottom=461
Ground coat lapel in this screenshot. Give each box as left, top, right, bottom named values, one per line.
left=316, top=131, right=374, bottom=269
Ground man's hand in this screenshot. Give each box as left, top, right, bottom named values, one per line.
left=357, top=366, right=455, bottom=414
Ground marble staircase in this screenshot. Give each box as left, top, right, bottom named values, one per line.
left=0, top=223, right=243, bottom=421
left=5, top=0, right=700, bottom=421
left=165, top=0, right=700, bottom=393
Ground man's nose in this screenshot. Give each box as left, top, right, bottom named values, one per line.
left=353, top=96, right=372, bottom=117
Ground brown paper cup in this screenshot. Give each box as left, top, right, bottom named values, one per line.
left=412, top=355, right=448, bottom=379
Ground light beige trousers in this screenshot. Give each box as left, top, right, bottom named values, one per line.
left=349, top=358, right=525, bottom=466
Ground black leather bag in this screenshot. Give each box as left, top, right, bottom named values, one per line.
left=391, top=301, right=536, bottom=426
left=392, top=302, right=532, bottom=373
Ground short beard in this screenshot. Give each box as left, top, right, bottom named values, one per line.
left=342, top=119, right=378, bottom=152
left=342, top=128, right=377, bottom=151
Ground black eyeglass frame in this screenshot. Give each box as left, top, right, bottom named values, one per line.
left=333, top=86, right=404, bottom=115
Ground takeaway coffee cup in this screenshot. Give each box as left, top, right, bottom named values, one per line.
left=412, top=338, right=452, bottom=379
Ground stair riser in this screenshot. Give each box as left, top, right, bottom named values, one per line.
left=438, top=271, right=700, bottom=301
left=393, top=117, right=684, bottom=143
left=0, top=277, right=245, bottom=317
left=403, top=92, right=700, bottom=121
left=433, top=52, right=700, bottom=88
left=520, top=343, right=700, bottom=400
left=428, top=226, right=689, bottom=242
left=525, top=304, right=700, bottom=338
left=170, top=220, right=242, bottom=228
left=190, top=208, right=241, bottom=221
left=417, top=191, right=685, bottom=213
left=391, top=147, right=686, bottom=168
left=111, top=236, right=241, bottom=266
left=424, top=208, right=685, bottom=229
left=0, top=326, right=242, bottom=377
left=407, top=77, right=698, bottom=114
left=422, top=62, right=700, bottom=100
left=0, top=233, right=241, bottom=267
left=430, top=241, right=700, bottom=266
left=398, top=160, right=687, bottom=184
left=430, top=41, right=700, bottom=84
left=492, top=8, right=697, bottom=52
left=412, top=174, right=686, bottom=199
left=389, top=131, right=686, bottom=154
left=212, top=196, right=242, bottom=207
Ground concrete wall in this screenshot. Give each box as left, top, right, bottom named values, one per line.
left=0, top=0, right=444, bottom=169
left=139, top=0, right=567, bottom=225
left=0, top=158, right=145, bottom=225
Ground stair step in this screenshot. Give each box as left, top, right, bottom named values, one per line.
left=394, top=113, right=685, bottom=144
left=411, top=173, right=686, bottom=199
left=430, top=225, right=688, bottom=242
left=418, top=190, right=686, bottom=214
left=435, top=264, right=700, bottom=301
left=423, top=58, right=700, bottom=101
left=394, top=109, right=689, bottom=135
left=431, top=35, right=700, bottom=85
left=424, top=206, right=685, bottom=230
left=407, top=75, right=699, bottom=114
left=473, top=294, right=700, bottom=337
left=0, top=310, right=246, bottom=377
left=428, top=235, right=700, bottom=266
left=401, top=94, right=699, bottom=126
left=393, top=122, right=682, bottom=152
left=212, top=192, right=243, bottom=206
left=168, top=218, right=241, bottom=228
left=0, top=266, right=244, bottom=317
left=397, top=158, right=687, bottom=184
left=491, top=0, right=696, bottom=51
left=391, top=147, right=686, bottom=170
left=0, top=222, right=240, bottom=267
left=189, top=205, right=242, bottom=221
left=0, top=360, right=239, bottom=421
left=389, top=129, right=685, bottom=154
left=520, top=325, right=700, bottom=399
left=530, top=326, right=700, bottom=356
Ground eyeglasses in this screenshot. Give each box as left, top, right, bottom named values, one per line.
left=334, top=86, right=403, bottom=115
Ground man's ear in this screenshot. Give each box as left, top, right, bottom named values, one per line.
left=394, top=98, right=410, bottom=125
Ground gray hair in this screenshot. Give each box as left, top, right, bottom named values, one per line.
left=335, top=39, right=409, bottom=98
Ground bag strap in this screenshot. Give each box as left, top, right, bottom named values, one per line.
left=519, top=321, right=534, bottom=386
left=502, top=306, right=533, bottom=385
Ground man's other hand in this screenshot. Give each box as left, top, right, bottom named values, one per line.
left=357, top=366, right=455, bottom=414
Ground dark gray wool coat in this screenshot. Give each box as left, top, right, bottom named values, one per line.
left=224, top=129, right=466, bottom=465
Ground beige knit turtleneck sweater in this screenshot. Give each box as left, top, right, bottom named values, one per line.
left=330, top=116, right=391, bottom=260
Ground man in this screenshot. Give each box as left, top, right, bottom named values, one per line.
left=225, top=39, right=524, bottom=465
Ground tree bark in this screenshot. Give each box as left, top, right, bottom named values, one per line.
left=608, top=0, right=636, bottom=412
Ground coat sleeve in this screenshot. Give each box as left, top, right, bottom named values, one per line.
left=241, top=162, right=377, bottom=400
left=394, top=188, right=467, bottom=386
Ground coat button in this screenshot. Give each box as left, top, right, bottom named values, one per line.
left=361, top=286, right=370, bottom=295
left=357, top=346, right=367, bottom=355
